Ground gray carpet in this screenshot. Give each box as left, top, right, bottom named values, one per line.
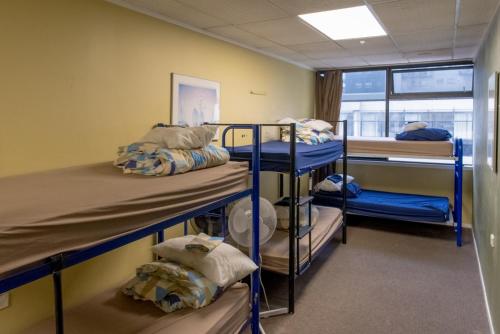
left=260, top=217, right=490, bottom=334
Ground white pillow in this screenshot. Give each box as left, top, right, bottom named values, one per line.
left=314, top=174, right=354, bottom=192
left=315, top=179, right=341, bottom=192
left=140, top=125, right=217, bottom=150
left=403, top=122, right=428, bottom=132
left=304, top=119, right=333, bottom=132
left=152, top=236, right=257, bottom=288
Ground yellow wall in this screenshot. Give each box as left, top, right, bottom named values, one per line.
left=0, top=0, right=314, bottom=332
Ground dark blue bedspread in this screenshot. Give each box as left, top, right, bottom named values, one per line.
left=313, top=189, right=450, bottom=223
left=226, top=140, right=343, bottom=174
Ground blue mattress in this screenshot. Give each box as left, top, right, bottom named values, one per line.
left=313, top=189, right=450, bottom=223
left=225, top=140, right=343, bottom=174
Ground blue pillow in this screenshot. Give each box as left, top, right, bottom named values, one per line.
left=395, top=128, right=452, bottom=141
left=319, top=181, right=362, bottom=198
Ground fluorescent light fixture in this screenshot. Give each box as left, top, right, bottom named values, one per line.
left=299, top=6, right=386, bottom=41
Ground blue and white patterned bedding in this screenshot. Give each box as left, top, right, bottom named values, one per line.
left=113, top=143, right=229, bottom=176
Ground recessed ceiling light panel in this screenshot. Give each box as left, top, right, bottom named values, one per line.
left=299, top=6, right=386, bottom=41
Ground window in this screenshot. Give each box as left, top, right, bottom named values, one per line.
left=337, top=62, right=474, bottom=164
left=392, top=66, right=473, bottom=96
left=340, top=70, right=386, bottom=137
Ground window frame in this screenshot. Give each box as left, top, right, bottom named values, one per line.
left=389, top=63, right=474, bottom=100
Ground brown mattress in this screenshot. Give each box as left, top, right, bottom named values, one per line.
left=0, top=162, right=248, bottom=275
left=260, top=206, right=342, bottom=274
left=23, top=283, right=250, bottom=334
left=337, top=136, right=453, bottom=158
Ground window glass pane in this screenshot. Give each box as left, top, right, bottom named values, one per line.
left=389, top=99, right=473, bottom=160
left=392, top=67, right=473, bottom=94
left=339, top=101, right=386, bottom=137
left=342, top=70, right=386, bottom=101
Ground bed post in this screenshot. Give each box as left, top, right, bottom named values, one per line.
left=51, top=254, right=64, bottom=334
left=454, top=138, right=463, bottom=247
left=288, top=123, right=296, bottom=314
left=251, top=125, right=261, bottom=334
left=342, top=119, right=348, bottom=244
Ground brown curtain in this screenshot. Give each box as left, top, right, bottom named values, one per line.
left=315, top=70, right=343, bottom=133
left=314, top=70, right=343, bottom=184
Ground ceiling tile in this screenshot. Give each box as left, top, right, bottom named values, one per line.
left=459, top=0, right=500, bottom=26
left=300, top=59, right=330, bottom=69
left=206, top=25, right=275, bottom=48
left=288, top=41, right=350, bottom=59
left=362, top=53, right=408, bottom=65
left=365, top=0, right=400, bottom=3
left=453, top=46, right=478, bottom=60
left=319, top=56, right=368, bottom=68
left=392, top=28, right=454, bottom=52
left=455, top=24, right=488, bottom=48
left=335, top=36, right=398, bottom=55
left=403, top=48, right=453, bottom=63
left=129, top=0, right=226, bottom=28
left=268, top=0, right=363, bottom=15
left=258, top=44, right=310, bottom=61
left=175, top=0, right=288, bottom=25
left=372, top=0, right=455, bottom=35
left=239, top=17, right=329, bottom=45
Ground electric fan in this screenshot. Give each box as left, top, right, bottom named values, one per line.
left=228, top=197, right=277, bottom=248
left=228, top=197, right=277, bottom=334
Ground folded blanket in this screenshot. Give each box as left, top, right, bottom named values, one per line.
left=396, top=128, right=452, bottom=141
left=281, top=124, right=335, bottom=145
left=113, top=143, right=229, bottom=176
left=122, top=261, right=222, bottom=313
left=185, top=233, right=223, bottom=253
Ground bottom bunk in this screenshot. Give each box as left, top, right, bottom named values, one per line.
left=23, top=283, right=250, bottom=334
left=313, top=189, right=450, bottom=224
left=259, top=206, right=343, bottom=275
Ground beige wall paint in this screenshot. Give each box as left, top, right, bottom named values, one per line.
left=472, top=4, right=500, bottom=333
left=0, top=0, right=314, bottom=332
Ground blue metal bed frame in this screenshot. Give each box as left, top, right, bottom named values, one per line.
left=220, top=121, right=348, bottom=316
left=339, top=138, right=464, bottom=247
left=453, top=138, right=464, bottom=247
left=0, top=125, right=262, bottom=334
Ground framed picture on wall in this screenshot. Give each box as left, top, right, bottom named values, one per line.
left=487, top=72, right=499, bottom=172
left=171, top=74, right=220, bottom=136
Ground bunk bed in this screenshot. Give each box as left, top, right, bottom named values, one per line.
left=313, top=136, right=463, bottom=247
left=221, top=121, right=348, bottom=316
left=0, top=125, right=262, bottom=334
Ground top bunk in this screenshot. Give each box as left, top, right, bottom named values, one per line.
left=337, top=136, right=458, bottom=160
left=0, top=160, right=249, bottom=285
left=226, top=140, right=343, bottom=174
left=220, top=121, right=347, bottom=175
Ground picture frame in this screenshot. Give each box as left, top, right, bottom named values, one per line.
left=487, top=72, right=499, bottom=172
left=171, top=73, right=220, bottom=135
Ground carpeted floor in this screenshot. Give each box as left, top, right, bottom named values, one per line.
left=259, top=217, right=490, bottom=334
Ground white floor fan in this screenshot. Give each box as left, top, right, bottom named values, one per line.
left=228, top=197, right=277, bottom=334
